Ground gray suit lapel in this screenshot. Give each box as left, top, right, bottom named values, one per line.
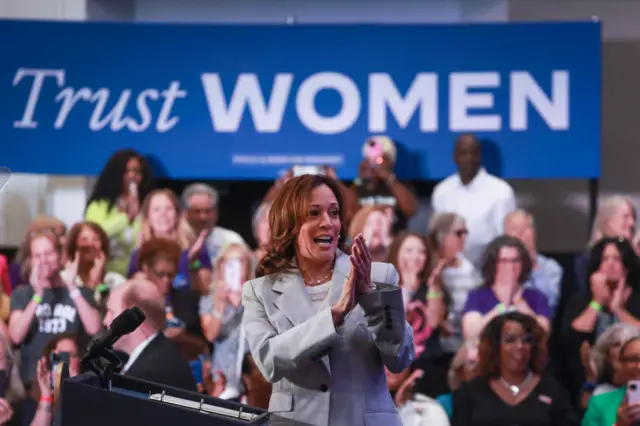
left=272, top=273, right=314, bottom=327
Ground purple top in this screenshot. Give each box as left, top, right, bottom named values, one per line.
left=462, top=286, right=551, bottom=319
left=127, top=246, right=212, bottom=290
left=9, top=262, right=24, bottom=289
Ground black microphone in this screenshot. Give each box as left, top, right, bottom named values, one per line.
left=82, top=307, right=146, bottom=363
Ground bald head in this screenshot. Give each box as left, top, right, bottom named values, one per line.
left=504, top=209, right=536, bottom=254
left=454, top=134, right=481, bottom=183
left=105, top=279, right=166, bottom=333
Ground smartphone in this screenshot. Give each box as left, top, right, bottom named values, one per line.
left=629, top=380, right=640, bottom=405
left=224, top=259, right=243, bottom=292
left=189, top=358, right=203, bottom=385
left=292, top=165, right=324, bottom=177
left=49, top=352, right=70, bottom=390
left=364, top=139, right=384, bottom=165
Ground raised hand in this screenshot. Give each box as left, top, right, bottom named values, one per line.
left=188, top=230, right=208, bottom=263
left=29, top=262, right=44, bottom=296
left=590, top=271, right=610, bottom=305
left=609, top=277, right=627, bottom=313
left=61, top=253, right=80, bottom=288
left=88, top=250, right=106, bottom=287
left=427, top=258, right=447, bottom=289
left=331, top=260, right=358, bottom=325
left=36, top=357, right=52, bottom=398
left=351, top=234, right=373, bottom=295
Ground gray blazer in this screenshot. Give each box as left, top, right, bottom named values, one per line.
left=242, top=251, right=415, bottom=426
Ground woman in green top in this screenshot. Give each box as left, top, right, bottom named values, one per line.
left=85, top=150, right=153, bottom=276
left=583, top=335, right=640, bottom=426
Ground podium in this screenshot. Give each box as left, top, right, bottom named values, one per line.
left=59, top=372, right=311, bottom=426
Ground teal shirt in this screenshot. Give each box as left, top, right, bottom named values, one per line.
left=582, top=387, right=624, bottom=426
left=436, top=393, right=453, bottom=418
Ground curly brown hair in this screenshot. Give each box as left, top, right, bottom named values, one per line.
left=476, top=311, right=548, bottom=378
left=65, top=222, right=111, bottom=261
left=256, top=175, right=348, bottom=278
left=137, top=238, right=182, bottom=270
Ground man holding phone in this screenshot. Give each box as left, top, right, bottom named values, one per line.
left=352, top=135, right=419, bottom=233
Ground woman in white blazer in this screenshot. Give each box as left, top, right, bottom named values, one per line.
left=241, top=174, right=415, bottom=426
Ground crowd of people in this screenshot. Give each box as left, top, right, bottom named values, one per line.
left=0, top=133, right=636, bottom=425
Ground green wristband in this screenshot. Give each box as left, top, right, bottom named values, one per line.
left=97, top=283, right=109, bottom=293
left=32, top=294, right=42, bottom=304
left=589, top=300, right=602, bottom=312
left=427, top=290, right=443, bottom=300
left=497, top=303, right=506, bottom=314
left=190, top=260, right=201, bottom=271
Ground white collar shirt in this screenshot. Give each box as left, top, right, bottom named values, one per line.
left=432, top=168, right=516, bottom=269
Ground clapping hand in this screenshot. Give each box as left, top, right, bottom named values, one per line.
left=29, top=262, right=45, bottom=297
left=88, top=250, right=106, bottom=287
left=590, top=271, right=610, bottom=305
left=36, top=357, right=52, bottom=399
left=610, top=277, right=627, bottom=314
left=351, top=234, right=373, bottom=295
left=427, top=259, right=447, bottom=289
left=188, top=230, right=208, bottom=263
left=61, top=253, right=80, bottom=289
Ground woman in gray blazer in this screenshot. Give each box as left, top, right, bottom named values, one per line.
left=242, top=174, right=415, bottom=426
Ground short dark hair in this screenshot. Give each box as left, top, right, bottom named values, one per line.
left=481, top=235, right=532, bottom=286
left=587, top=237, right=640, bottom=291
left=476, top=311, right=548, bottom=378
left=137, top=238, right=182, bottom=271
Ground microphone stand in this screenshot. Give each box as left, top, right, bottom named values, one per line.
left=83, top=346, right=123, bottom=390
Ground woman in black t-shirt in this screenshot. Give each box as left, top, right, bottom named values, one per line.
left=452, top=312, right=577, bottom=426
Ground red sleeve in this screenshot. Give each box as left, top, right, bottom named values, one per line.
left=0, top=256, right=11, bottom=296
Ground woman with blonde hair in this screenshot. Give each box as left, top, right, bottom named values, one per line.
left=575, top=195, right=636, bottom=293
left=127, top=189, right=212, bottom=294
left=9, top=216, right=67, bottom=291
left=199, top=243, right=255, bottom=400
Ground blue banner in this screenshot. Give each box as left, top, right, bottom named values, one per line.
left=0, top=21, right=601, bottom=180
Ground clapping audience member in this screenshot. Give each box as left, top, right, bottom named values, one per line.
left=251, top=202, right=271, bottom=262
left=85, top=150, right=153, bottom=276
left=462, top=236, right=551, bottom=343
left=9, top=231, right=100, bottom=389
left=452, top=312, right=577, bottom=426
left=104, top=279, right=197, bottom=392
left=64, top=222, right=126, bottom=304
left=352, top=136, right=419, bottom=231
left=562, top=237, right=640, bottom=401
left=0, top=255, right=10, bottom=297
left=387, top=231, right=447, bottom=357
left=29, top=334, right=82, bottom=426
left=504, top=210, right=564, bottom=315
left=579, top=324, right=640, bottom=410
left=129, top=189, right=212, bottom=294
left=432, top=134, right=516, bottom=270
left=575, top=195, right=636, bottom=294
left=426, top=213, right=481, bottom=353
left=394, top=367, right=451, bottom=426
left=583, top=336, right=640, bottom=426
left=182, top=183, right=245, bottom=263
left=199, top=243, right=254, bottom=400
left=136, top=238, right=206, bottom=359
left=348, top=205, right=393, bottom=262
left=9, top=217, right=67, bottom=290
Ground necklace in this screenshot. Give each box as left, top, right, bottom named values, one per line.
left=303, top=270, right=333, bottom=286
left=499, top=372, right=533, bottom=397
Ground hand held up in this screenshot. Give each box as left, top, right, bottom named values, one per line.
left=331, top=260, right=357, bottom=326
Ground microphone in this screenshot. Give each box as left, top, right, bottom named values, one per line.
left=82, top=307, right=146, bottom=363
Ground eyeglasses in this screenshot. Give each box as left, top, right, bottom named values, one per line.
left=452, top=229, right=468, bottom=238
left=498, top=257, right=522, bottom=264
left=502, top=333, right=534, bottom=345
left=621, top=355, right=640, bottom=364
left=151, top=269, right=176, bottom=280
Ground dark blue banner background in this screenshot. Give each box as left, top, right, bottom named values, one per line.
left=0, top=21, right=601, bottom=179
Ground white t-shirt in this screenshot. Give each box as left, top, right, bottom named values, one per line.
left=305, top=282, right=332, bottom=313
